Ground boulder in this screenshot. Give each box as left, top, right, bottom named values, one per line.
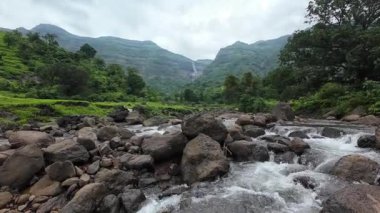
left=44, top=139, right=89, bottom=164
left=330, top=155, right=379, bottom=184
left=143, top=116, right=168, bottom=127
left=0, top=145, right=44, bottom=189
left=8, top=131, right=54, bottom=148
left=267, top=143, right=289, bottom=153
left=321, top=184, right=380, bottom=213
left=61, top=183, right=106, bottom=213
left=253, top=114, right=267, bottom=127
left=95, top=169, right=137, bottom=194
left=119, top=128, right=135, bottom=140
left=288, top=131, right=309, bottom=139
left=108, top=106, right=129, bottom=122
left=76, top=127, right=97, bottom=150
left=182, top=113, right=228, bottom=143
left=288, top=137, right=310, bottom=155
left=119, top=153, right=154, bottom=170
left=321, top=127, right=344, bottom=138
left=342, top=114, right=361, bottom=122
left=242, top=125, right=265, bottom=138
left=97, top=126, right=119, bottom=141
left=260, top=135, right=291, bottom=145
left=274, top=151, right=297, bottom=164
left=376, top=127, right=380, bottom=142
left=227, top=140, right=269, bottom=162
left=126, top=111, right=145, bottom=125
left=272, top=102, right=295, bottom=121
left=293, top=175, right=318, bottom=190
left=357, top=135, right=378, bottom=148
left=235, top=115, right=254, bottom=126
left=97, top=194, right=121, bottom=213
left=36, top=194, right=67, bottom=213
left=119, top=189, right=146, bottom=212
left=228, top=126, right=251, bottom=141
left=0, top=191, right=12, bottom=208
left=353, top=115, right=380, bottom=126
left=181, top=134, right=229, bottom=184
left=45, top=160, right=76, bottom=181
left=29, top=175, right=61, bottom=196
left=141, top=132, right=188, bottom=162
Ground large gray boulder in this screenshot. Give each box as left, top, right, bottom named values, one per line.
left=0, top=144, right=44, bottom=189
left=181, top=134, right=229, bottom=184
left=357, top=135, right=378, bottom=148
left=8, top=130, right=54, bottom=148
left=321, top=127, right=345, bottom=138
left=182, top=113, right=228, bottom=143
left=61, top=183, right=106, bottom=213
left=288, top=137, right=310, bottom=155
left=227, top=140, right=269, bottom=162
left=44, top=139, right=89, bottom=164
left=126, top=111, right=145, bottom=125
left=330, top=155, right=379, bottom=184
left=119, top=189, right=146, bottom=212
left=321, top=184, right=380, bottom=213
left=95, top=169, right=137, bottom=194
left=76, top=127, right=97, bottom=150
left=242, top=125, right=265, bottom=138
left=119, top=153, right=154, bottom=170
left=97, top=194, right=121, bottom=213
left=272, top=102, right=295, bottom=121
left=97, top=126, right=119, bottom=141
left=45, top=160, right=76, bottom=181
left=141, top=132, right=188, bottom=162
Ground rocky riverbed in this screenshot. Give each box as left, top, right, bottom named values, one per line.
left=0, top=104, right=379, bottom=213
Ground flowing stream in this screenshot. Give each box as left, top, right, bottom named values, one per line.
left=128, top=119, right=378, bottom=213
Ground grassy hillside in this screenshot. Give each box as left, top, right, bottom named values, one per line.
left=29, top=24, right=198, bottom=94
left=193, top=35, right=289, bottom=87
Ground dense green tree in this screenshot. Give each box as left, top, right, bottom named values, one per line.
left=77, top=43, right=97, bottom=58
left=126, top=68, right=145, bottom=96
left=3, top=31, right=22, bottom=47
left=223, top=74, right=240, bottom=103
left=183, top=88, right=198, bottom=102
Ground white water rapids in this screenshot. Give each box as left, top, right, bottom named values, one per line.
left=127, top=119, right=378, bottom=213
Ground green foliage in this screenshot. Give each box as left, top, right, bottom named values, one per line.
left=183, top=88, right=198, bottom=103
left=126, top=68, right=145, bottom=96
left=223, top=74, right=240, bottom=103
left=239, top=96, right=269, bottom=113
left=77, top=43, right=97, bottom=58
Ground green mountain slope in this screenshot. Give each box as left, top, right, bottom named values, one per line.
left=29, top=24, right=199, bottom=93
left=193, top=35, right=289, bottom=87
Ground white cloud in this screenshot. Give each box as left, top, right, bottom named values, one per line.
left=0, top=0, right=310, bottom=60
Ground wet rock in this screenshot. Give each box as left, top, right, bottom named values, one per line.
left=126, top=111, right=145, bottom=125
left=181, top=134, right=229, bottom=184
left=267, top=143, right=289, bottom=153
left=119, top=128, right=135, bottom=140
left=95, top=169, right=137, bottom=194
left=61, top=183, right=106, bottom=213
left=321, top=127, right=344, bottom=138
left=298, top=149, right=328, bottom=168
left=288, top=137, right=310, bottom=155
left=235, top=115, right=254, bottom=126
left=143, top=116, right=168, bottom=127
left=154, top=161, right=180, bottom=180
left=76, top=127, right=97, bottom=150
left=321, top=184, right=380, bottom=213
left=272, top=102, right=295, bottom=121
left=87, top=160, right=100, bottom=175
left=376, top=127, right=380, bottom=142
left=99, top=142, right=113, bottom=156
left=108, top=106, right=129, bottom=122
left=119, top=153, right=153, bottom=170
left=228, top=126, right=251, bottom=141
left=109, top=137, right=122, bottom=149
left=0, top=144, right=44, bottom=189
left=97, top=194, right=121, bottom=213
left=353, top=115, right=380, bottom=126
left=182, top=113, right=228, bottom=143
left=159, top=185, right=189, bottom=198
left=45, top=160, right=76, bottom=181
left=119, top=189, right=146, bottom=212
left=357, top=135, right=378, bottom=148
left=29, top=175, right=61, bottom=196
left=8, top=131, right=54, bottom=148
left=330, top=155, right=379, bottom=184
left=242, top=125, right=265, bottom=138
left=138, top=177, right=158, bottom=187
left=227, top=140, right=269, bottom=162
left=253, top=114, right=267, bottom=127
left=342, top=114, right=361, bottom=122
left=141, top=132, right=188, bottom=162
left=0, top=191, right=12, bottom=208
left=274, top=151, right=297, bottom=164
left=169, top=119, right=182, bottom=125
left=260, top=135, right=291, bottom=145
left=288, top=131, right=309, bottom=139
left=97, top=126, right=119, bottom=142
left=293, top=176, right=318, bottom=189
left=44, top=139, right=89, bottom=164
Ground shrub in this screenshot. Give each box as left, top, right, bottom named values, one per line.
left=239, top=95, right=269, bottom=113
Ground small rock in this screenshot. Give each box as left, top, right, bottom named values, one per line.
left=288, top=137, right=310, bottom=155
left=0, top=191, right=12, bottom=208
left=119, top=189, right=146, bottom=212
left=342, top=114, right=361, bottom=122
left=76, top=127, right=97, bottom=151
left=80, top=174, right=91, bottom=184
left=44, top=139, right=89, bottom=164
left=15, top=193, right=30, bottom=204
left=288, top=131, right=309, bottom=139
left=119, top=153, right=153, bottom=170
left=87, top=160, right=100, bottom=175
left=242, top=125, right=265, bottom=138
left=29, top=175, right=61, bottom=196
left=235, top=115, right=254, bottom=126
left=293, top=176, right=318, bottom=189
left=227, top=140, right=269, bottom=162
left=61, top=177, right=81, bottom=187
left=8, top=131, right=54, bottom=148
left=45, top=160, right=76, bottom=182
left=321, top=127, right=344, bottom=138
left=100, top=158, right=113, bottom=167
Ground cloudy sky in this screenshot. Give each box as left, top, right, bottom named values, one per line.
left=0, top=0, right=310, bottom=60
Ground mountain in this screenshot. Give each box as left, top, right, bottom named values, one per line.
left=26, top=24, right=207, bottom=93
left=193, top=35, right=290, bottom=87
